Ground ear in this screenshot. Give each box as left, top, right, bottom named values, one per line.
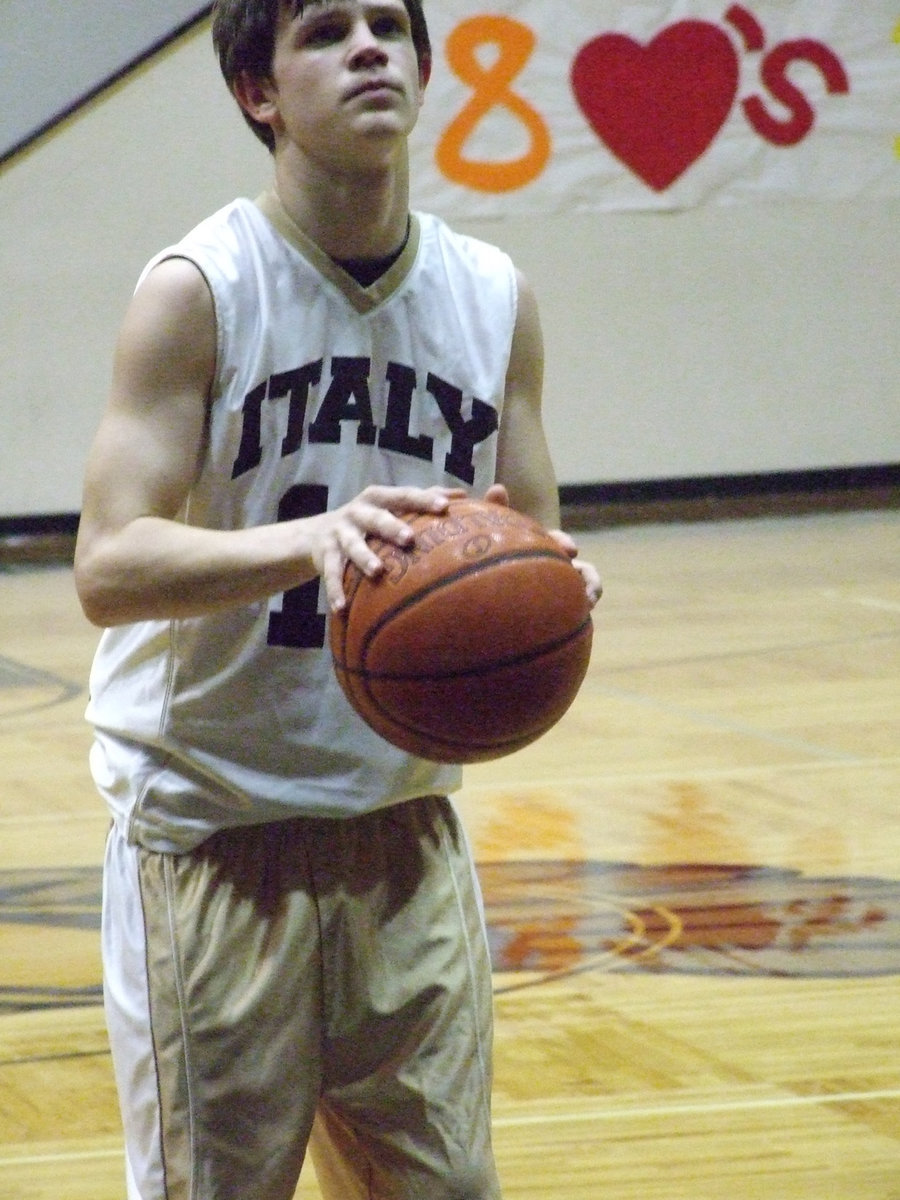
left=232, top=70, right=281, bottom=131
left=418, top=51, right=432, bottom=91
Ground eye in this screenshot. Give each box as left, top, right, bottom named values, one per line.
left=371, top=14, right=406, bottom=36
left=303, top=19, right=345, bottom=45
left=370, top=8, right=410, bottom=39
left=297, top=12, right=349, bottom=47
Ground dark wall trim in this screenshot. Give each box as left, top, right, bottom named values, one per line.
left=559, top=463, right=900, bottom=507
left=1, top=465, right=897, bottom=562
left=0, top=6, right=213, bottom=170
left=0, top=513, right=80, bottom=538
left=559, top=464, right=900, bottom=529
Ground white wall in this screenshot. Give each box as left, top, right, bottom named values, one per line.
left=1, top=19, right=897, bottom=518
left=470, top=202, right=900, bottom=486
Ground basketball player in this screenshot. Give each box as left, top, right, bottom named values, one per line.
left=74, top=2, right=601, bottom=1198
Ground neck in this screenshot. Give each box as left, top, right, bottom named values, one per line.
left=273, top=148, right=411, bottom=262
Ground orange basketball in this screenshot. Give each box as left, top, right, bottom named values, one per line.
left=329, top=498, right=593, bottom=763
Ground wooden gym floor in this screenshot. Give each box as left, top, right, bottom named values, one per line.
left=0, top=503, right=898, bottom=1198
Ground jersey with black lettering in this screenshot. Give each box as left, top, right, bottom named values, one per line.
left=86, top=194, right=518, bottom=851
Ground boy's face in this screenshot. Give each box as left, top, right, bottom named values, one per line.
left=255, top=0, right=426, bottom=167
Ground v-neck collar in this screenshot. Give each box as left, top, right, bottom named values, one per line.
left=254, top=190, right=420, bottom=315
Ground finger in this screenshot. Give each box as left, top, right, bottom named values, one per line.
left=354, top=505, right=416, bottom=549
left=548, top=528, right=578, bottom=558
left=575, top=559, right=603, bottom=608
left=362, top=484, right=466, bottom=515
left=483, top=483, right=509, bottom=507
left=321, top=545, right=350, bottom=613
left=323, top=533, right=384, bottom=612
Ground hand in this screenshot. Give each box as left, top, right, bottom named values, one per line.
left=547, top=527, right=603, bottom=609
left=482, top=484, right=601, bottom=609
left=312, top=484, right=466, bottom=612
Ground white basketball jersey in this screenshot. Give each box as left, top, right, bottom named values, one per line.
left=86, top=195, right=518, bottom=851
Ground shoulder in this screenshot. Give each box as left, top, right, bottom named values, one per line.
left=174, top=198, right=271, bottom=255
left=131, top=199, right=282, bottom=361
left=129, top=256, right=214, bottom=342
left=137, top=199, right=278, bottom=292
left=119, top=255, right=216, bottom=395
left=413, top=212, right=518, bottom=314
left=415, top=210, right=514, bottom=271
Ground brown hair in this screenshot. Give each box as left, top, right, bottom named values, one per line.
left=211, top=0, right=431, bottom=151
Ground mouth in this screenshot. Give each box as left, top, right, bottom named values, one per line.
left=346, top=78, right=403, bottom=101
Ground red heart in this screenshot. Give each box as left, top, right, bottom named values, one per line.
left=571, top=21, right=740, bottom=191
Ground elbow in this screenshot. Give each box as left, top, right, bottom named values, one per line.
left=74, top=544, right=125, bottom=628
left=75, top=572, right=115, bottom=629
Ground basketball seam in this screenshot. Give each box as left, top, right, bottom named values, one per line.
left=333, top=621, right=592, bottom=753
left=338, top=615, right=593, bottom=682
left=337, top=547, right=574, bottom=670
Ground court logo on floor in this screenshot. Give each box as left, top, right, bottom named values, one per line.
left=0, top=860, right=896, bottom=1010
left=482, top=860, right=896, bottom=991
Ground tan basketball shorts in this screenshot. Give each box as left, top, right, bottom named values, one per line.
left=102, top=796, right=501, bottom=1200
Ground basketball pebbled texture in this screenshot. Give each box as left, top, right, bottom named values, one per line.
left=329, top=497, right=594, bottom=763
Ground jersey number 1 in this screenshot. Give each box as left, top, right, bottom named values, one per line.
left=267, top=484, right=328, bottom=649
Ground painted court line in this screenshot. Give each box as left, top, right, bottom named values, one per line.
left=5, top=1090, right=898, bottom=1166
left=820, top=588, right=900, bottom=614
left=0, top=1146, right=123, bottom=1167
left=493, top=1087, right=900, bottom=1128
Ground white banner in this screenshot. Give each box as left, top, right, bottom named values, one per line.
left=409, top=2, right=900, bottom=215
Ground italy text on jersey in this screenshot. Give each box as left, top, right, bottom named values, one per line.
left=231, top=356, right=500, bottom=487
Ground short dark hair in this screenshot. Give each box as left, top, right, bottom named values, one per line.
left=211, top=0, right=431, bottom=152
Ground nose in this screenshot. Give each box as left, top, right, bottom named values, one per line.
left=347, top=17, right=389, bottom=67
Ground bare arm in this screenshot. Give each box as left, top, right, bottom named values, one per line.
left=492, top=270, right=601, bottom=606
left=74, top=258, right=460, bottom=627
left=492, top=271, right=559, bottom=528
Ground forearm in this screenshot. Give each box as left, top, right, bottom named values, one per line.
left=496, top=421, right=561, bottom=532
left=74, top=515, right=315, bottom=628
left=506, top=469, right=561, bottom=532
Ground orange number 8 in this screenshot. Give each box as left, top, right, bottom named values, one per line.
left=436, top=16, right=552, bottom=193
